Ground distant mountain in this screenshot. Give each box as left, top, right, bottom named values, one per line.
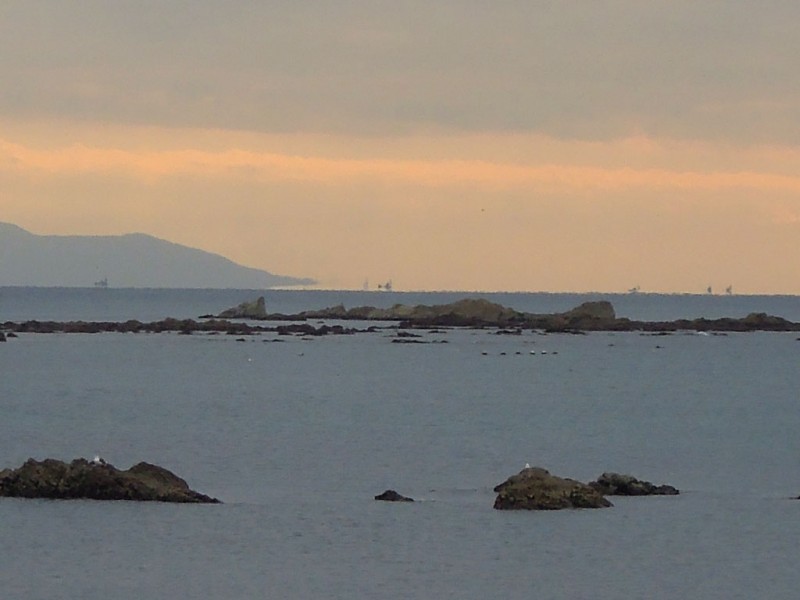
left=0, top=222, right=315, bottom=289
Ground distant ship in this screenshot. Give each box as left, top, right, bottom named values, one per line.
left=628, top=286, right=640, bottom=294
left=377, top=280, right=393, bottom=291
left=94, top=277, right=109, bottom=288
left=725, top=285, right=733, bottom=295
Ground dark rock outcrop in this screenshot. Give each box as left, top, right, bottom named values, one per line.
left=218, top=296, right=267, bottom=319
left=0, top=318, right=371, bottom=337
left=563, top=300, right=616, bottom=321
left=493, top=467, right=612, bottom=510
left=0, top=332, right=5, bottom=342
left=295, top=299, right=613, bottom=329
left=5, top=299, right=800, bottom=335
left=741, top=312, right=795, bottom=330
left=0, top=458, right=220, bottom=503
left=588, top=472, right=679, bottom=496
left=374, top=489, right=414, bottom=502
left=234, top=297, right=800, bottom=333
left=297, top=297, right=525, bottom=327
left=275, top=323, right=359, bottom=336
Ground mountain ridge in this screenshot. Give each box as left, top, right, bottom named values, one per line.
left=0, top=222, right=315, bottom=289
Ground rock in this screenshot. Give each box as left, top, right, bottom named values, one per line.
left=275, top=323, right=358, bottom=336
left=0, top=458, right=220, bottom=503
left=374, top=489, right=414, bottom=502
left=493, top=467, right=612, bottom=510
left=289, top=299, right=623, bottom=330
left=0, top=332, right=5, bottom=342
left=427, top=298, right=522, bottom=325
left=298, top=298, right=525, bottom=327
left=741, top=312, right=794, bottom=330
left=309, top=303, right=348, bottom=319
left=588, top=472, right=679, bottom=496
left=528, top=301, right=620, bottom=332
left=6, top=298, right=800, bottom=335
left=563, top=301, right=616, bottom=321
left=396, top=331, right=422, bottom=338
left=218, top=296, right=267, bottom=319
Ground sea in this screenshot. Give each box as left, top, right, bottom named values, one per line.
left=1, top=287, right=799, bottom=600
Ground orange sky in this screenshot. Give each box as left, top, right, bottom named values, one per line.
left=3, top=120, right=800, bottom=293
left=2, top=3, right=799, bottom=293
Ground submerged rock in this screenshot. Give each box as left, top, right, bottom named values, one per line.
left=493, top=467, right=612, bottom=510
left=217, top=296, right=267, bottom=319
left=374, top=489, right=414, bottom=502
left=0, top=458, right=220, bottom=503
left=588, top=472, right=679, bottom=496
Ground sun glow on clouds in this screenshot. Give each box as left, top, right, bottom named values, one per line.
left=3, top=122, right=800, bottom=293
left=3, top=133, right=800, bottom=194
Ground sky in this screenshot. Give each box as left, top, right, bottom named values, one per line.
left=2, top=1, right=800, bottom=293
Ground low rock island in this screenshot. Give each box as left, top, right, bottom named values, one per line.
left=493, top=467, right=612, bottom=510
left=4, top=297, right=799, bottom=336
left=0, top=458, right=221, bottom=503
left=214, top=296, right=800, bottom=333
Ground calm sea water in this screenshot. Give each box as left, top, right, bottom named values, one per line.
left=1, top=288, right=799, bottom=599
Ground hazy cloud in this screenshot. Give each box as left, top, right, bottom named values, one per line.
left=5, top=133, right=800, bottom=194
left=2, top=1, right=799, bottom=141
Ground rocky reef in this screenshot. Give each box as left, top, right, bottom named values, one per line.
left=588, top=472, right=679, bottom=496
left=493, top=467, right=613, bottom=510
left=313, top=298, right=525, bottom=327
left=0, top=458, right=220, bottom=503
left=4, top=297, right=799, bottom=336
left=1, top=318, right=370, bottom=337
left=270, top=298, right=616, bottom=329
left=210, top=297, right=800, bottom=333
